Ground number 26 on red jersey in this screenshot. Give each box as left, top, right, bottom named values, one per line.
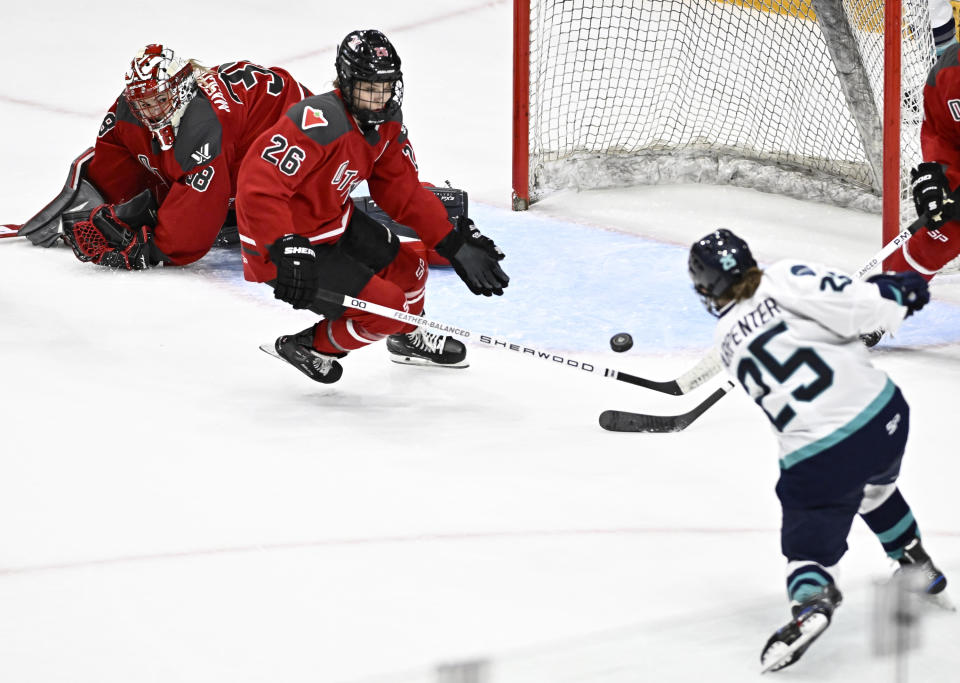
left=260, top=134, right=306, bottom=176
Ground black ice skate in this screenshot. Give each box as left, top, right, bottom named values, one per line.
left=260, top=327, right=345, bottom=384
left=386, top=327, right=468, bottom=368
left=897, top=538, right=953, bottom=609
left=760, top=584, right=842, bottom=674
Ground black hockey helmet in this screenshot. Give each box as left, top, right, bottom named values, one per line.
left=335, top=29, right=403, bottom=128
left=689, top=229, right=757, bottom=312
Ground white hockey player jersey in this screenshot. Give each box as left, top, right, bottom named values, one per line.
left=712, top=260, right=908, bottom=469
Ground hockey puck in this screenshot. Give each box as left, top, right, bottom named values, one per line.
left=610, top=333, right=633, bottom=353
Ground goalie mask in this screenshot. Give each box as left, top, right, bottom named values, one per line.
left=335, top=29, right=403, bottom=129
left=124, top=44, right=197, bottom=150
left=688, top=228, right=757, bottom=315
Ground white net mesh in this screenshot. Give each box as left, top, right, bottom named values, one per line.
left=526, top=0, right=935, bottom=226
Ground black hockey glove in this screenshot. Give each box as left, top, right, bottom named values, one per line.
left=911, top=162, right=952, bottom=228
left=434, top=217, right=510, bottom=296
left=868, top=271, right=930, bottom=316
left=267, top=234, right=322, bottom=309
left=67, top=189, right=161, bottom=270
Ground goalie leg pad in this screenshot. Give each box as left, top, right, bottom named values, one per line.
left=60, top=179, right=106, bottom=249
left=19, top=147, right=96, bottom=247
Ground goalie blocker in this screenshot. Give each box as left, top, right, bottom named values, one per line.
left=351, top=183, right=467, bottom=267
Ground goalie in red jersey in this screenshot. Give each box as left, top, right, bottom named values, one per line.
left=18, top=44, right=311, bottom=269
left=237, top=29, right=509, bottom=382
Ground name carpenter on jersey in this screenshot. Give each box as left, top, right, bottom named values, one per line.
left=719, top=297, right=782, bottom=367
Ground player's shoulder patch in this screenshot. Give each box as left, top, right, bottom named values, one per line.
left=173, top=95, right=223, bottom=173
left=286, top=92, right=352, bottom=145
left=929, top=42, right=960, bottom=87
left=789, top=264, right=816, bottom=277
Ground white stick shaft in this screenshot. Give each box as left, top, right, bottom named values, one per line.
left=853, top=226, right=917, bottom=280
left=324, top=291, right=620, bottom=378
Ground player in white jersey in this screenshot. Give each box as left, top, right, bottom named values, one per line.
left=688, top=229, right=949, bottom=673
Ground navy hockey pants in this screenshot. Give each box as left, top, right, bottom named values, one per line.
left=775, top=385, right=910, bottom=567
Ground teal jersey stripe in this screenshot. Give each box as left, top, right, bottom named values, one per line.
left=780, top=379, right=896, bottom=470
left=877, top=512, right=916, bottom=544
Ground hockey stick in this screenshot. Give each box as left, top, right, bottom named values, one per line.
left=598, top=381, right=736, bottom=433
left=0, top=224, right=21, bottom=238
left=309, top=287, right=712, bottom=391
left=852, top=211, right=928, bottom=280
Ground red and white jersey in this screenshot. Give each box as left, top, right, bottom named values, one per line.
left=86, top=61, right=310, bottom=265
left=922, top=43, right=960, bottom=186
left=235, top=90, right=455, bottom=282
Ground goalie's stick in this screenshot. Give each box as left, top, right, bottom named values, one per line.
left=308, top=288, right=717, bottom=391
left=598, top=212, right=933, bottom=432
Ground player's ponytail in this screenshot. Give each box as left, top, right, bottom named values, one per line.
left=728, top=267, right=763, bottom=303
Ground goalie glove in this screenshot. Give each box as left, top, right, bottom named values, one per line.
left=434, top=217, right=510, bottom=296
left=910, top=162, right=953, bottom=228
left=267, top=234, right=322, bottom=309
left=65, top=189, right=161, bottom=270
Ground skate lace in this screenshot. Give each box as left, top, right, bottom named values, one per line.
left=408, top=328, right=445, bottom=354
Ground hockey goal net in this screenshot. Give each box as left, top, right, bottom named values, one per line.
left=512, top=0, right=936, bottom=242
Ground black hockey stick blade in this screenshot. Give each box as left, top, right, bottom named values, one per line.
left=599, top=381, right=735, bottom=433
left=612, top=371, right=683, bottom=396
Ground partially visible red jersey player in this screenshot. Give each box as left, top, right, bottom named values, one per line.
left=237, top=29, right=509, bottom=383
left=889, top=42, right=960, bottom=282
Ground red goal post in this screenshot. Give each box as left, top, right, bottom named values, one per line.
left=512, top=0, right=934, bottom=262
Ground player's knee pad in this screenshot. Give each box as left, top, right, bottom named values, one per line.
left=382, top=242, right=428, bottom=294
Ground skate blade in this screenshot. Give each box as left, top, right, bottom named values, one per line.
left=922, top=590, right=957, bottom=612
left=388, top=355, right=469, bottom=369
left=760, top=613, right=829, bottom=674
left=259, top=343, right=283, bottom=361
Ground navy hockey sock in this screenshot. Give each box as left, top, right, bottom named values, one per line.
left=860, top=488, right=919, bottom=559
left=786, top=562, right=837, bottom=604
